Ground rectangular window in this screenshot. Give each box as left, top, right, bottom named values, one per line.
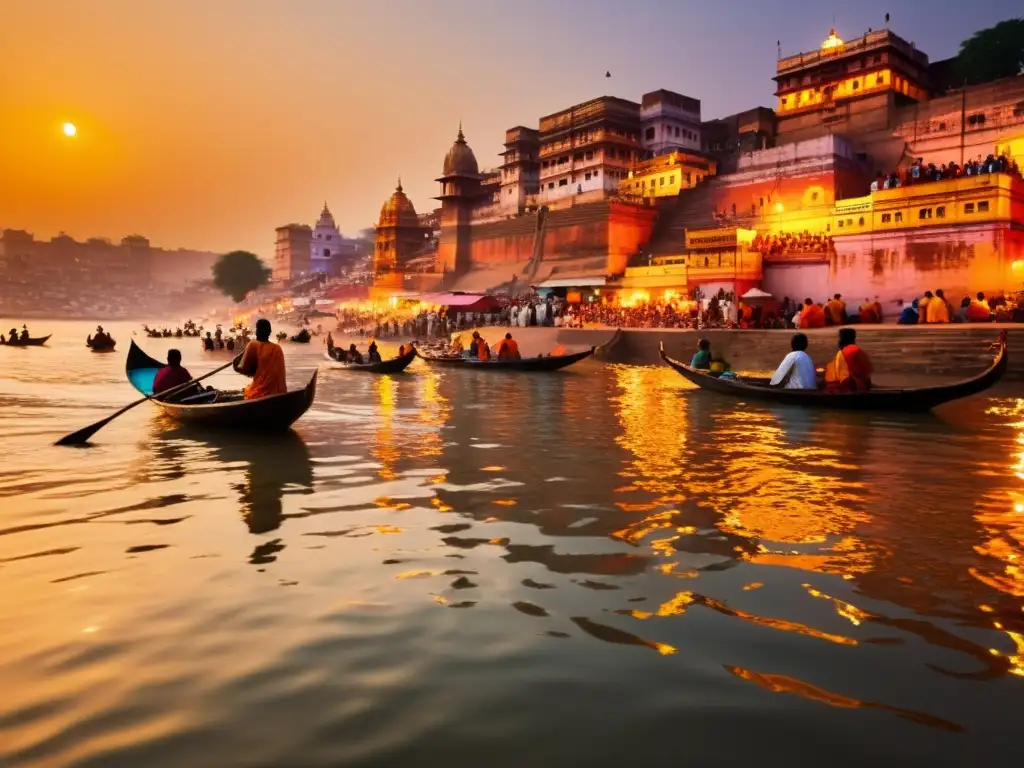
left=919, top=208, right=932, bottom=219
left=837, top=220, right=844, bottom=228
left=593, top=169, right=599, bottom=177
left=936, top=206, right=945, bottom=218
left=978, top=201, right=989, bottom=213
left=881, top=213, right=892, bottom=223
left=584, top=172, right=591, bottom=181
left=548, top=182, right=554, bottom=190
left=895, top=212, right=903, bottom=223
left=964, top=203, right=975, bottom=214
left=558, top=179, right=568, bottom=187
left=660, top=177, right=665, bottom=186
left=585, top=151, right=594, bottom=160
left=846, top=218, right=853, bottom=226
left=685, top=172, right=692, bottom=185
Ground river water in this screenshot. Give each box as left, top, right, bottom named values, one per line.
left=0, top=319, right=1021, bottom=767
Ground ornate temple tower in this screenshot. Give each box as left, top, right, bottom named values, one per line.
left=310, top=202, right=343, bottom=275
left=436, top=125, right=481, bottom=276
left=373, top=179, right=427, bottom=295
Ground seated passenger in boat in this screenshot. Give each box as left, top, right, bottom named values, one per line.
left=153, top=349, right=194, bottom=397
left=824, top=328, right=873, bottom=392
left=496, top=333, right=521, bottom=361
left=690, top=338, right=712, bottom=370
left=367, top=341, right=382, bottom=363
left=800, top=298, right=827, bottom=329
left=469, top=332, right=480, bottom=359
left=769, top=333, right=818, bottom=390
left=398, top=343, right=407, bottom=358
left=235, top=319, right=287, bottom=400
left=477, top=335, right=491, bottom=361
left=450, top=334, right=465, bottom=356
left=19, top=326, right=30, bottom=342
left=347, top=344, right=364, bottom=364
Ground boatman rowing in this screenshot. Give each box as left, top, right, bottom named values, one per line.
left=234, top=318, right=287, bottom=400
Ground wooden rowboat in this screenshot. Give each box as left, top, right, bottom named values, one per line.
left=1, top=334, right=51, bottom=347
left=658, top=337, right=1008, bottom=412
left=322, top=347, right=417, bottom=374
left=126, top=340, right=317, bottom=431
left=416, top=346, right=596, bottom=372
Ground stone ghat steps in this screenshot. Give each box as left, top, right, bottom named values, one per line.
left=545, top=201, right=613, bottom=228
left=571, top=326, right=1021, bottom=381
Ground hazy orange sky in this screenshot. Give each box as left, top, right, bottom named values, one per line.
left=1, top=0, right=1016, bottom=257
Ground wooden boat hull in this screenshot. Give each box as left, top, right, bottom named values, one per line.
left=2, top=335, right=51, bottom=347
left=126, top=341, right=316, bottom=431
left=417, top=346, right=596, bottom=371
left=659, top=339, right=1007, bottom=412
left=323, top=348, right=417, bottom=373
left=87, top=339, right=116, bottom=352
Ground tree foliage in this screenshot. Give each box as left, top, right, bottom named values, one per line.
left=212, top=250, right=271, bottom=302
left=954, top=18, right=1024, bottom=86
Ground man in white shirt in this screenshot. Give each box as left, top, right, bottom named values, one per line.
left=769, top=333, right=818, bottom=389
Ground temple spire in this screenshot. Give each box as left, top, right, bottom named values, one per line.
left=396, top=175, right=403, bottom=193
left=457, top=121, right=465, bottom=142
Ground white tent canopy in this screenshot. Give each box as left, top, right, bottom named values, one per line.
left=740, top=287, right=773, bottom=300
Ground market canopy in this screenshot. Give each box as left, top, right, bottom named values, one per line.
left=740, top=287, right=773, bottom=300
left=421, top=292, right=500, bottom=312
left=534, top=275, right=607, bottom=289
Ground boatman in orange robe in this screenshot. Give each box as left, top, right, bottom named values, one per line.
left=235, top=318, right=287, bottom=400
left=824, top=327, right=873, bottom=392
left=495, top=332, right=521, bottom=361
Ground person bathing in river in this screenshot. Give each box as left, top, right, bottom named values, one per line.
left=690, top=338, right=712, bottom=370
left=824, top=327, right=873, bottom=392
left=770, top=333, right=818, bottom=390
left=235, top=318, right=286, bottom=400
left=153, top=349, right=194, bottom=397
left=495, top=333, right=520, bottom=361
left=203, top=331, right=215, bottom=351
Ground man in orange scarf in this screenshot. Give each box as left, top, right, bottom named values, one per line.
left=825, top=327, right=873, bottom=392
left=235, top=318, right=287, bottom=400
left=799, top=298, right=826, bottom=329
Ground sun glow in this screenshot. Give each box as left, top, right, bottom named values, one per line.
left=62, top=122, right=77, bottom=137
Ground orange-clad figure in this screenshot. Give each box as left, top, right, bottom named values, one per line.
left=799, top=298, right=826, bottom=329
left=824, top=327, right=873, bottom=392
left=495, top=332, right=521, bottom=361
left=235, top=318, right=287, bottom=400
left=477, top=336, right=491, bottom=361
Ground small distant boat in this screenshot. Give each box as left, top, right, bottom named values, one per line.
left=658, top=336, right=1008, bottom=412
left=322, top=346, right=417, bottom=374
left=416, top=346, right=596, bottom=372
left=1, top=334, right=51, bottom=347
left=126, top=341, right=317, bottom=431
left=87, top=335, right=116, bottom=352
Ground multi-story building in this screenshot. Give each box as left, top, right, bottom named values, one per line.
left=774, top=28, right=932, bottom=143
left=618, top=151, right=717, bottom=199
left=537, top=96, right=642, bottom=204
left=273, top=224, right=312, bottom=282
left=640, top=90, right=702, bottom=156
left=499, top=126, right=540, bottom=215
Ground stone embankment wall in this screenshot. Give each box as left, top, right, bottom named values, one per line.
left=466, top=325, right=1021, bottom=383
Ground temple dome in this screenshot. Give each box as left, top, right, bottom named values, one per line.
left=316, top=202, right=336, bottom=228
left=378, top=179, right=419, bottom=227
left=442, top=125, right=479, bottom=177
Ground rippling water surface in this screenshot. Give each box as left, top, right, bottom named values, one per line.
left=1, top=319, right=1022, bottom=767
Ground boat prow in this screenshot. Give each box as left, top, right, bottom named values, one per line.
left=659, top=336, right=1007, bottom=412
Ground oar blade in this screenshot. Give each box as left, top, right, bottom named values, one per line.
left=55, top=415, right=115, bottom=446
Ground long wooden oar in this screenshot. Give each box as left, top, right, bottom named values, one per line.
left=55, top=357, right=240, bottom=446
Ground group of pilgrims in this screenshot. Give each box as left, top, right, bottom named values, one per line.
left=691, top=327, right=873, bottom=393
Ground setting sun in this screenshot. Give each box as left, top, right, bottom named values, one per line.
left=62, top=122, right=77, bottom=137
